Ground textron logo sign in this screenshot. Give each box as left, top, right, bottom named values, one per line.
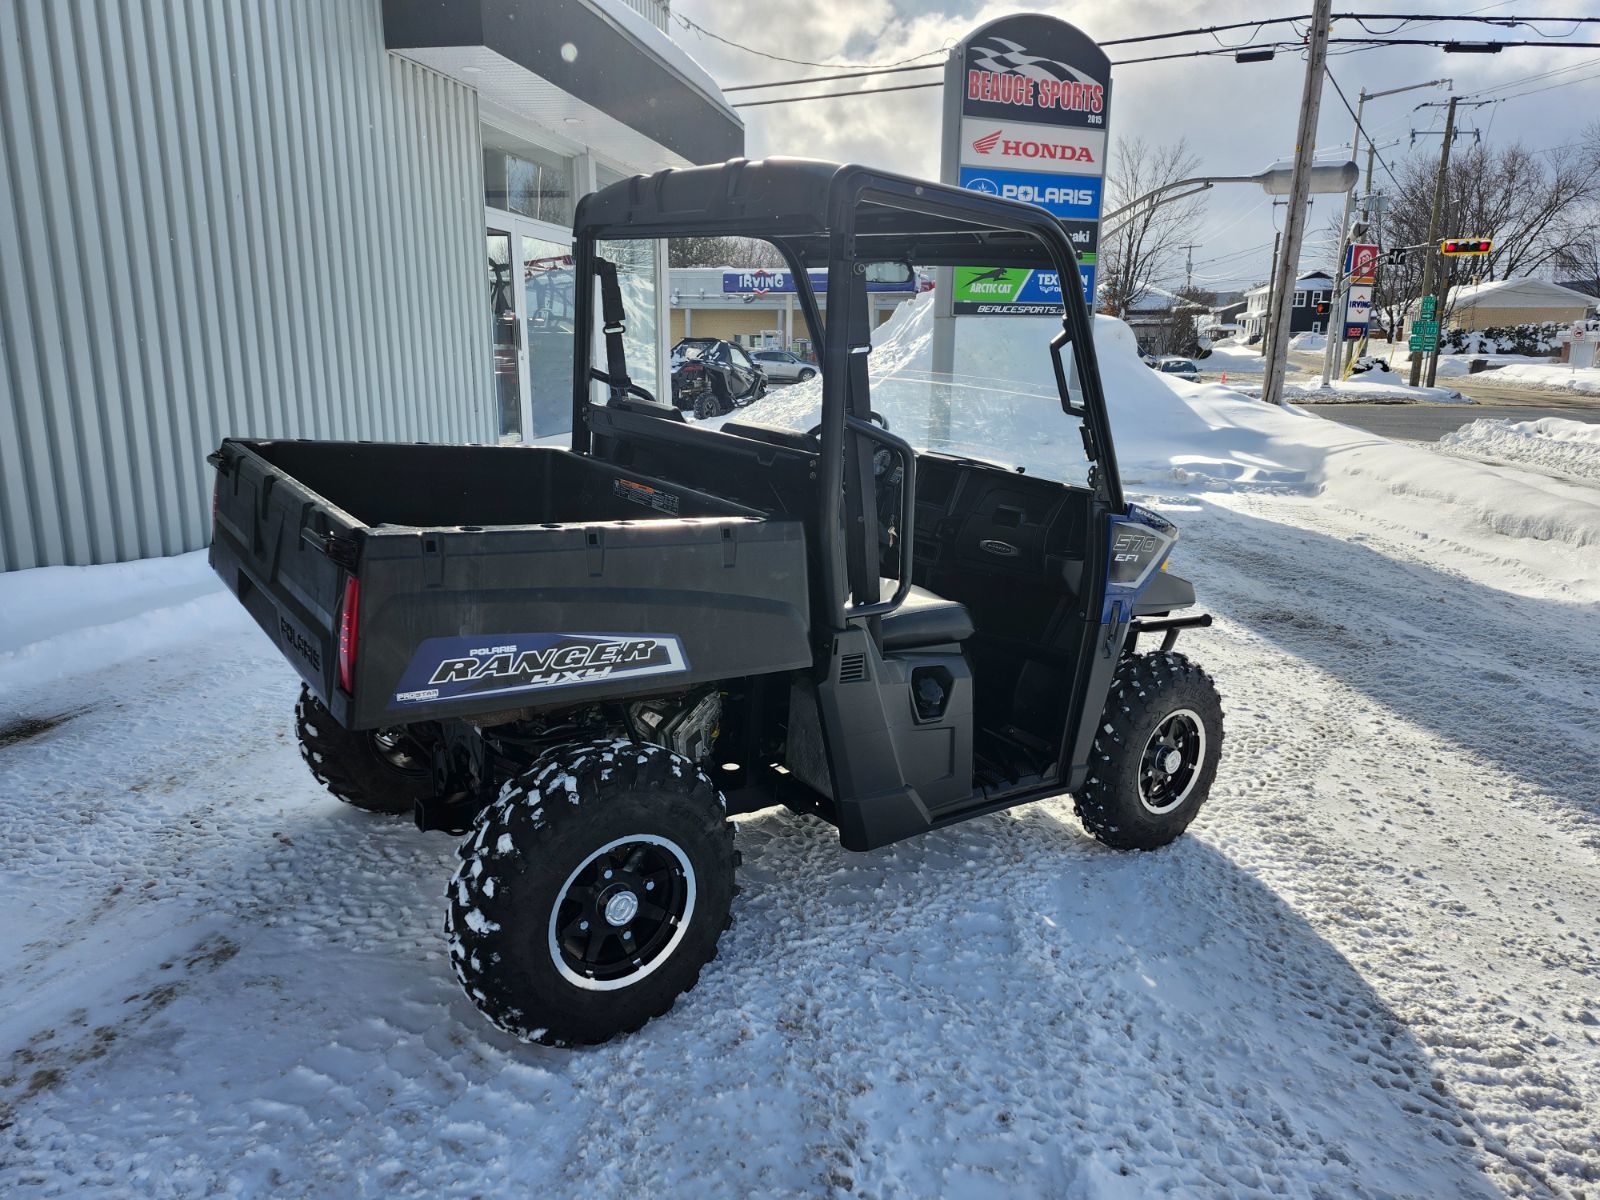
left=390, top=633, right=689, bottom=708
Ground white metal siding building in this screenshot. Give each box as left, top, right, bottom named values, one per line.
left=0, top=0, right=740, bottom=571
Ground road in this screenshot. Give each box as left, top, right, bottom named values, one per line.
left=1202, top=349, right=1600, bottom=442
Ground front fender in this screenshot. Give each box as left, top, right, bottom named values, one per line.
left=1133, top=569, right=1196, bottom=616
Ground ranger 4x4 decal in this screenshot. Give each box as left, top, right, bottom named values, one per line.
left=391, top=633, right=689, bottom=708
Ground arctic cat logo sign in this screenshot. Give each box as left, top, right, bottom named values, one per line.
left=390, top=633, right=689, bottom=708
left=953, top=263, right=1096, bottom=311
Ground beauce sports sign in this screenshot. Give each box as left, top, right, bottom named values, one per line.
left=942, top=15, right=1113, bottom=315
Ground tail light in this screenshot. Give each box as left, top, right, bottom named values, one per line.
left=337, top=575, right=360, bottom=694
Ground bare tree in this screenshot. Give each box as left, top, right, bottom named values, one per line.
left=1370, top=130, right=1600, bottom=328
left=668, top=236, right=785, bottom=268
left=1098, top=137, right=1205, bottom=318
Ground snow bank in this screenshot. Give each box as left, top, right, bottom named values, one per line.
left=1440, top=417, right=1600, bottom=485
left=1266, top=377, right=1471, bottom=405
left=1433, top=353, right=1555, bottom=379
left=731, top=294, right=1338, bottom=490
left=1205, top=342, right=1266, bottom=374
left=0, top=550, right=237, bottom=695
left=1476, top=362, right=1600, bottom=396
left=1289, top=331, right=1326, bottom=352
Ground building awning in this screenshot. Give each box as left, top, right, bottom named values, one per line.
left=384, top=0, right=743, bottom=169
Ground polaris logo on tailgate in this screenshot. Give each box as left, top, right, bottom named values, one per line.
left=390, top=633, right=689, bottom=708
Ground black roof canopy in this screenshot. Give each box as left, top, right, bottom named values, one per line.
left=576, top=157, right=1076, bottom=271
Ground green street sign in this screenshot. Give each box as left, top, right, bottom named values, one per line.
left=1420, top=295, right=1437, bottom=317
left=1412, top=319, right=1438, bottom=335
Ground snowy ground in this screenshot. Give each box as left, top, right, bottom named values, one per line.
left=4, top=299, right=1600, bottom=1197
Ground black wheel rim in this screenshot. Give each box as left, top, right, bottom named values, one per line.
left=547, top=835, right=695, bottom=990
left=1138, top=708, right=1206, bottom=815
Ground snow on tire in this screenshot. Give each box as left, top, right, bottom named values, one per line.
left=1074, top=651, right=1224, bottom=851
left=446, top=739, right=737, bottom=1046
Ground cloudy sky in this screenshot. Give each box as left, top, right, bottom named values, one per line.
left=671, top=0, right=1600, bottom=293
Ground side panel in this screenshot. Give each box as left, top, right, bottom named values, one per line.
left=352, top=519, right=811, bottom=728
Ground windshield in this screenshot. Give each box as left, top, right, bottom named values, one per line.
left=704, top=290, right=1094, bottom=485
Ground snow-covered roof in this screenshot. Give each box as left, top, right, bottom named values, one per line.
left=1447, top=277, right=1596, bottom=310
left=1126, top=284, right=1207, bottom=313
left=1243, top=270, right=1332, bottom=298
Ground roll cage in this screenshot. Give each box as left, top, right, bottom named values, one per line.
left=569, top=156, right=1123, bottom=635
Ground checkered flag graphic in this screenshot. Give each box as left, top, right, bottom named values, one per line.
left=970, top=37, right=1096, bottom=87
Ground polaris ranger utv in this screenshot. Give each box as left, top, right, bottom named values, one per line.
left=208, top=158, right=1222, bottom=1046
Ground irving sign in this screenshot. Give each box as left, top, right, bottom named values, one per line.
left=942, top=15, right=1113, bottom=313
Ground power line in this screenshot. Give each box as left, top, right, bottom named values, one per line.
left=725, top=62, right=945, bottom=93
left=1461, top=50, right=1600, bottom=94
left=674, top=12, right=952, bottom=70
left=733, top=80, right=942, bottom=109
left=733, top=37, right=1600, bottom=107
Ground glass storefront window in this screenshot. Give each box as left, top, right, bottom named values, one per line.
left=483, top=129, right=575, bottom=226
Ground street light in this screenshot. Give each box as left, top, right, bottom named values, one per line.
left=1100, top=159, right=1358, bottom=237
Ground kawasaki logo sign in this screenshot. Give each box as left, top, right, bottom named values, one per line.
left=942, top=15, right=1112, bottom=314
left=390, top=632, right=689, bottom=709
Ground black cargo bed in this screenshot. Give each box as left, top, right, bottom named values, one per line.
left=210, top=440, right=812, bottom=729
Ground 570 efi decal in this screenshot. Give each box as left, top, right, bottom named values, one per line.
left=390, top=633, right=689, bottom=709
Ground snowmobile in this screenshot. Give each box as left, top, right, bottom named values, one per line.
left=208, top=157, right=1224, bottom=1046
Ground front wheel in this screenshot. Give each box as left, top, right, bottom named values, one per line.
left=1073, top=652, right=1223, bottom=850
left=446, top=739, right=736, bottom=1045
left=797, top=367, right=817, bottom=382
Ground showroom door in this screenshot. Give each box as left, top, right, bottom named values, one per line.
left=486, top=213, right=576, bottom=441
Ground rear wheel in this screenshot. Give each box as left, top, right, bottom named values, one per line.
left=692, top=391, right=718, bottom=420
left=446, top=739, right=736, bottom=1045
left=294, top=686, right=432, bottom=815
left=1074, top=652, right=1223, bottom=850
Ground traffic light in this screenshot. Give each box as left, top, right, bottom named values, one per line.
left=1440, top=238, right=1492, bottom=257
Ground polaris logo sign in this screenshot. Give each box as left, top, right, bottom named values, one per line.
left=943, top=14, right=1113, bottom=313
left=390, top=633, right=688, bottom=708
left=957, top=169, right=1103, bottom=221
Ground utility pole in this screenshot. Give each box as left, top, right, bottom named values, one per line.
left=1409, top=95, right=1457, bottom=386
left=1261, top=226, right=1282, bottom=362
left=1322, top=78, right=1450, bottom=388
left=1262, top=0, right=1333, bottom=407
left=1320, top=87, right=1366, bottom=389
left=1181, top=243, right=1199, bottom=293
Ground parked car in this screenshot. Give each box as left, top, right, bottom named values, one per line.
left=750, top=348, right=819, bottom=384
left=1155, top=357, right=1201, bottom=382
left=670, top=337, right=766, bottom=418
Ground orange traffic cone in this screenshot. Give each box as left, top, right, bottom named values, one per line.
left=1221, top=371, right=1228, bottom=384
